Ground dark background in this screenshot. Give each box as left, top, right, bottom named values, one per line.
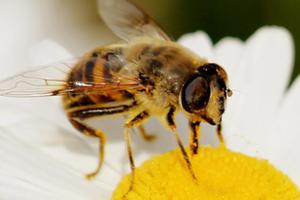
left=138, top=0, right=300, bottom=82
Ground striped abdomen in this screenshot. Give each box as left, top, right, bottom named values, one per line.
left=62, top=47, right=135, bottom=113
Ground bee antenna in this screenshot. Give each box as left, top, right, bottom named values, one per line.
left=229, top=88, right=243, bottom=95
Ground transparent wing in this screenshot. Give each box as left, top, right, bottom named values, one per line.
left=0, top=58, right=144, bottom=97
left=98, top=0, right=171, bottom=41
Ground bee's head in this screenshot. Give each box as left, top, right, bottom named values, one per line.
left=180, top=63, right=232, bottom=125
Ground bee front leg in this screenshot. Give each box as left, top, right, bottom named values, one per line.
left=217, top=123, right=225, bottom=147
left=189, top=121, right=201, bottom=155
left=165, top=107, right=196, bottom=180
left=68, top=117, right=106, bottom=180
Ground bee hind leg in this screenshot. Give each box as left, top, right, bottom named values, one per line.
left=68, top=117, right=106, bottom=180
left=67, top=104, right=132, bottom=179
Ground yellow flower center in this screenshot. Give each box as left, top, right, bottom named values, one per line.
left=112, top=147, right=300, bottom=200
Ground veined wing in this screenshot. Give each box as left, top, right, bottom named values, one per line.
left=0, top=58, right=145, bottom=97
left=98, top=0, right=171, bottom=41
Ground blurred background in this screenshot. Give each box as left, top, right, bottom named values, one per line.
left=0, top=0, right=299, bottom=81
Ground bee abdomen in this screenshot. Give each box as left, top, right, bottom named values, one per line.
left=63, top=47, right=134, bottom=111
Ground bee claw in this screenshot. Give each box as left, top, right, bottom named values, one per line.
left=85, top=171, right=98, bottom=180
left=219, top=142, right=226, bottom=149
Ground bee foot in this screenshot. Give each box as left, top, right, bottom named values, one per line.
left=85, top=172, right=98, bottom=180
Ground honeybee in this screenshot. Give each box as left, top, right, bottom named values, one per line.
left=0, top=0, right=232, bottom=191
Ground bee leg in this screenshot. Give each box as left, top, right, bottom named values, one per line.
left=189, top=121, right=201, bottom=155
left=128, top=110, right=156, bottom=141
left=123, top=127, right=135, bottom=196
left=122, top=111, right=151, bottom=196
left=68, top=117, right=106, bottom=180
left=66, top=105, right=134, bottom=180
left=166, top=107, right=196, bottom=180
left=217, top=123, right=225, bottom=147
left=138, top=125, right=157, bottom=141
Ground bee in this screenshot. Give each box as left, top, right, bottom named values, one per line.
left=0, top=0, right=232, bottom=191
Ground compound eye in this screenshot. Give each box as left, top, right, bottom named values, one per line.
left=181, top=76, right=211, bottom=113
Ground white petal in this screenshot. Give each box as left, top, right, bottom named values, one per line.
left=213, top=37, right=244, bottom=82
left=178, top=31, right=213, bottom=60
left=0, top=129, right=112, bottom=200
left=1, top=99, right=126, bottom=193
left=223, top=26, right=294, bottom=156
left=28, top=40, right=73, bottom=66
left=266, top=77, right=300, bottom=185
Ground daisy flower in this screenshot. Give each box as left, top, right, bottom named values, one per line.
left=0, top=1, right=299, bottom=200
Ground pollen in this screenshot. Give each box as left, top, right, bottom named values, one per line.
left=112, top=147, right=300, bottom=200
